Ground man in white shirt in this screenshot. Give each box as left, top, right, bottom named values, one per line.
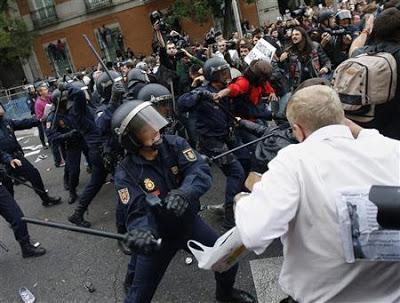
left=235, top=85, right=400, bottom=303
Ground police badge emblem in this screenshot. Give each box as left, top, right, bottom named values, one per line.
left=144, top=178, right=155, bottom=191
left=118, top=188, right=130, bottom=205
left=182, top=148, right=197, bottom=162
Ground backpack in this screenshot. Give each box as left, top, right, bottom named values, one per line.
left=333, top=50, right=398, bottom=122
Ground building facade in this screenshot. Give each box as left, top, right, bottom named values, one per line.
left=12, top=0, right=262, bottom=81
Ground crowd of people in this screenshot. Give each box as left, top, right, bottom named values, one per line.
left=1, top=0, right=400, bottom=302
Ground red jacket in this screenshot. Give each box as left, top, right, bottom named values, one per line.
left=227, top=76, right=275, bottom=105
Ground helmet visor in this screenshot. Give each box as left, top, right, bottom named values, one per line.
left=121, top=102, right=168, bottom=138
left=215, top=67, right=232, bottom=84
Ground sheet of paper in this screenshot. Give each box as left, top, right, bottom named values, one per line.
left=245, top=38, right=276, bottom=65
left=336, top=187, right=400, bottom=263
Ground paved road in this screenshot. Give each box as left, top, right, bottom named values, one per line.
left=0, top=129, right=284, bottom=303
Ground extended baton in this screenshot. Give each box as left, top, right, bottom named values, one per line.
left=210, top=131, right=278, bottom=162
left=22, top=217, right=162, bottom=248
left=82, top=34, right=116, bottom=84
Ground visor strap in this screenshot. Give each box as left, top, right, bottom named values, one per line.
left=117, top=101, right=152, bottom=136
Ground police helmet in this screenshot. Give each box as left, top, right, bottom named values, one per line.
left=203, top=57, right=232, bottom=84
left=111, top=100, right=168, bottom=151
left=95, top=70, right=123, bottom=99
left=137, top=84, right=172, bottom=105
left=336, top=10, right=352, bottom=21
left=51, top=88, right=73, bottom=110
left=127, top=68, right=150, bottom=89
left=319, top=10, right=335, bottom=23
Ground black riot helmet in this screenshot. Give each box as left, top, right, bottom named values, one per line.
left=52, top=88, right=73, bottom=111
left=203, top=57, right=232, bottom=85
left=137, top=84, right=173, bottom=117
left=127, top=68, right=150, bottom=89
left=95, top=70, right=123, bottom=100
left=111, top=100, right=169, bottom=152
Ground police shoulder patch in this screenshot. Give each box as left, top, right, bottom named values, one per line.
left=118, top=188, right=130, bottom=205
left=182, top=148, right=197, bottom=162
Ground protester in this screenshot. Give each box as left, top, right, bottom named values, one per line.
left=235, top=85, right=400, bottom=302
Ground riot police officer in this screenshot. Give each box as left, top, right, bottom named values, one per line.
left=137, top=83, right=185, bottom=137
left=111, top=100, right=255, bottom=303
left=95, top=70, right=122, bottom=105
left=178, top=57, right=245, bottom=229
left=0, top=149, right=46, bottom=258
left=0, top=104, right=61, bottom=206
left=45, top=88, right=83, bottom=204
left=127, top=68, right=150, bottom=99
left=66, top=81, right=109, bottom=228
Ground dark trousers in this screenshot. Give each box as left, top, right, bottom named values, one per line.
left=64, top=147, right=81, bottom=191
left=4, top=156, right=47, bottom=201
left=0, top=185, right=29, bottom=243
left=37, top=124, right=46, bottom=146
left=125, top=215, right=238, bottom=303
left=199, top=136, right=245, bottom=206
left=78, top=148, right=108, bottom=210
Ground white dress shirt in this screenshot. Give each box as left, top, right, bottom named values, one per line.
left=236, top=125, right=400, bottom=303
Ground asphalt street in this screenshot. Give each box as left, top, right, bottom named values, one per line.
left=0, top=129, right=283, bottom=303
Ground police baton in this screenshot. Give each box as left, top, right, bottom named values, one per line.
left=210, top=131, right=277, bottom=163
left=21, top=217, right=162, bottom=248
left=82, top=34, right=117, bottom=84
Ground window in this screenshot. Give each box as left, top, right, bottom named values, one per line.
left=95, top=23, right=125, bottom=62
left=30, top=0, right=57, bottom=28
left=45, top=39, right=74, bottom=76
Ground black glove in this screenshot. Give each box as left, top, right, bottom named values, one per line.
left=164, top=189, right=189, bottom=217
left=110, top=81, right=126, bottom=105
left=125, top=229, right=159, bottom=255
left=102, top=152, right=116, bottom=173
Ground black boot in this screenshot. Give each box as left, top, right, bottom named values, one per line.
left=222, top=203, right=235, bottom=230
left=20, top=241, right=46, bottom=258
left=123, top=272, right=134, bottom=294
left=216, top=287, right=255, bottom=303
left=41, top=194, right=62, bottom=207
left=68, top=205, right=91, bottom=228
left=68, top=190, right=78, bottom=204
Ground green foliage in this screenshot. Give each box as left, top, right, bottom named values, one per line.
left=169, top=0, right=256, bottom=25
left=0, top=12, right=33, bottom=64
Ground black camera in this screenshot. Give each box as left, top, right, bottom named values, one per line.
left=291, top=6, right=306, bottom=18
left=324, top=27, right=352, bottom=36
left=150, top=10, right=167, bottom=33
left=205, top=30, right=217, bottom=45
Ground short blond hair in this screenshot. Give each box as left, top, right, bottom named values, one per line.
left=286, top=85, right=344, bottom=133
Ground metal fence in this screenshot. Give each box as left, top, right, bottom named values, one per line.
left=0, top=86, right=32, bottom=120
